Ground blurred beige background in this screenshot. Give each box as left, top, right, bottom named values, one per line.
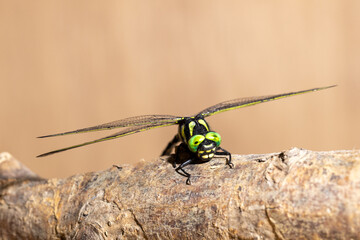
left=1, top=1, right=359, bottom=179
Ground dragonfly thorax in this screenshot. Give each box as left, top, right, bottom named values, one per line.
left=178, top=117, right=222, bottom=160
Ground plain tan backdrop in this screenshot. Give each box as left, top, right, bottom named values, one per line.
left=1, top=1, right=359, bottom=179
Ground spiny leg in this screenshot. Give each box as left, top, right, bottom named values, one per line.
left=215, top=147, right=234, bottom=168
left=161, top=134, right=180, bottom=156
left=175, top=158, right=195, bottom=185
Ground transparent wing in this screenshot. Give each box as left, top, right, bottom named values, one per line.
left=38, top=115, right=183, bottom=138
left=37, top=122, right=176, bottom=157
left=197, top=85, right=336, bottom=118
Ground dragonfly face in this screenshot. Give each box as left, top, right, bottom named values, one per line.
left=195, top=139, right=217, bottom=161
left=178, top=116, right=222, bottom=161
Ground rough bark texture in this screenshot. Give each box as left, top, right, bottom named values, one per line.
left=0, top=148, right=359, bottom=239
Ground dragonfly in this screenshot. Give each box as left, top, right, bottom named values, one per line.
left=38, top=85, right=335, bottom=184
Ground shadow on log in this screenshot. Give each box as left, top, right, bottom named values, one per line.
left=0, top=148, right=359, bottom=239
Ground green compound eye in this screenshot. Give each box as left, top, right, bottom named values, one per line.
left=188, top=135, right=205, bottom=153
left=205, top=132, right=221, bottom=147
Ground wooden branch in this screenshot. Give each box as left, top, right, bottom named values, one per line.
left=0, top=148, right=359, bottom=239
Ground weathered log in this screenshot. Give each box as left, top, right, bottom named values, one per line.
left=0, top=148, right=359, bottom=239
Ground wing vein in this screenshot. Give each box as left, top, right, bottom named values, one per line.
left=38, top=115, right=183, bottom=138
left=37, top=122, right=176, bottom=157
left=196, top=85, right=336, bottom=117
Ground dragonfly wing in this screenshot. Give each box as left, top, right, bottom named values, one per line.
left=37, top=122, right=177, bottom=157
left=38, top=115, right=183, bottom=138
left=197, top=85, right=336, bottom=118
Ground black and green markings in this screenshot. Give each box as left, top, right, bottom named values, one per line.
left=38, top=85, right=335, bottom=184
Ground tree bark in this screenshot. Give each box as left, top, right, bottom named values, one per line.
left=0, top=148, right=359, bottom=239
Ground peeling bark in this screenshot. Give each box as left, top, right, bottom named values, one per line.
left=0, top=148, right=359, bottom=239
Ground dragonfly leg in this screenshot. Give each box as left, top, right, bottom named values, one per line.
left=175, top=158, right=195, bottom=185
left=161, top=134, right=181, bottom=156
left=215, top=147, right=234, bottom=168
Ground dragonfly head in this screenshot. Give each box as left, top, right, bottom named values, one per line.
left=187, top=132, right=221, bottom=160
left=196, top=140, right=216, bottom=160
